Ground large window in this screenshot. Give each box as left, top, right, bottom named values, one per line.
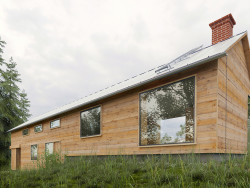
left=31, top=144, right=38, bottom=160
left=80, top=106, right=101, bottom=137
left=50, top=119, right=60, bottom=129
left=45, top=142, right=54, bottom=155
left=34, top=125, right=43, bottom=133
left=139, top=77, right=195, bottom=146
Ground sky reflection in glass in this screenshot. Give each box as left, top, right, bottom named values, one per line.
left=140, top=77, right=195, bottom=146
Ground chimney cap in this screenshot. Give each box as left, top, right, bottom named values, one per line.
left=209, top=13, right=236, bottom=28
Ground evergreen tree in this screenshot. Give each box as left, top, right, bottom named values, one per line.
left=0, top=37, right=30, bottom=167
left=19, top=90, right=30, bottom=122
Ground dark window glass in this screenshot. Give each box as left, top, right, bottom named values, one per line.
left=22, top=129, right=29, bottom=136
left=50, top=119, right=60, bottom=129
left=80, top=106, right=101, bottom=137
left=139, top=77, right=195, bottom=146
left=34, top=125, right=43, bottom=133
left=31, top=144, right=38, bottom=160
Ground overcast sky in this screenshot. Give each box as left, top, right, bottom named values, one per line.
left=0, top=0, right=250, bottom=119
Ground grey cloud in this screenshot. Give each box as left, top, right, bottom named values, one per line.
left=1, top=0, right=250, bottom=118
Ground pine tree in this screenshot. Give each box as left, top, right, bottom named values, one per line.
left=19, top=90, right=30, bottom=122
left=0, top=37, right=30, bottom=167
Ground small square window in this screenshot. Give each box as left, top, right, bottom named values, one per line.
left=31, top=144, right=38, bottom=160
left=22, top=129, right=29, bottom=136
left=80, top=106, right=101, bottom=137
left=50, top=119, right=60, bottom=129
left=34, top=125, right=43, bottom=133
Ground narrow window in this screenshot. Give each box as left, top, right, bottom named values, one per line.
left=80, top=106, right=101, bottom=137
left=139, top=77, right=195, bottom=146
left=22, top=128, right=29, bottom=136
left=45, top=142, right=54, bottom=154
left=31, top=144, right=38, bottom=160
left=34, top=124, right=43, bottom=133
left=50, top=119, right=60, bottom=129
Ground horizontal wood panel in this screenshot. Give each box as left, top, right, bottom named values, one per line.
left=11, top=58, right=241, bottom=169
left=216, top=40, right=249, bottom=153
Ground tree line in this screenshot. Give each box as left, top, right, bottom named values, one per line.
left=0, top=37, right=30, bottom=167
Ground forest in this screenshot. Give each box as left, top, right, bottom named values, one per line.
left=0, top=37, right=30, bottom=169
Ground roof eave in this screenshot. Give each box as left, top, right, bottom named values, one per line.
left=241, top=34, right=250, bottom=80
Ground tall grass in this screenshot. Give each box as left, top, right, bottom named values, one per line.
left=0, top=152, right=249, bottom=187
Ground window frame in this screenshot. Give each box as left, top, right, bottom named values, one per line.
left=45, top=142, right=54, bottom=155
left=138, top=76, right=197, bottom=147
left=50, top=119, right=61, bottom=129
left=80, top=105, right=102, bottom=139
left=22, top=128, right=29, bottom=136
left=31, top=144, right=38, bottom=160
left=34, top=124, right=43, bottom=133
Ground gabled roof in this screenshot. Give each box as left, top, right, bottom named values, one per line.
left=8, top=31, right=248, bottom=132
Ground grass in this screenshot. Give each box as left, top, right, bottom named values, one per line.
left=0, top=152, right=249, bottom=187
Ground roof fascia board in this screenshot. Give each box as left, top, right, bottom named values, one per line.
left=8, top=52, right=227, bottom=133
left=225, top=32, right=250, bottom=80
left=225, top=32, right=247, bottom=53
left=241, top=34, right=250, bottom=81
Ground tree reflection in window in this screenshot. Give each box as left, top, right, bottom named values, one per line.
left=140, top=77, right=195, bottom=145
left=31, top=144, right=38, bottom=160
left=80, top=106, right=101, bottom=137
left=34, top=125, right=42, bottom=133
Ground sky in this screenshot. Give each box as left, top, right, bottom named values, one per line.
left=0, top=0, right=250, bottom=119
left=160, top=116, right=186, bottom=139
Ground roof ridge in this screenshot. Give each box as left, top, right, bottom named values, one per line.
left=205, top=30, right=247, bottom=49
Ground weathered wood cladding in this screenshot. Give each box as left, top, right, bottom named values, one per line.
left=10, top=38, right=250, bottom=169
left=217, top=40, right=249, bottom=153
left=10, top=60, right=221, bottom=169
left=11, top=149, right=17, bottom=170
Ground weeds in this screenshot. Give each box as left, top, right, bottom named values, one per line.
left=0, top=152, right=249, bottom=187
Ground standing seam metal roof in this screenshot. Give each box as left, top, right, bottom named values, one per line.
left=8, top=31, right=247, bottom=132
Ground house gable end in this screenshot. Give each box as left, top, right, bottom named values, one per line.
left=225, top=33, right=250, bottom=83
left=217, top=38, right=249, bottom=153
left=242, top=35, right=250, bottom=81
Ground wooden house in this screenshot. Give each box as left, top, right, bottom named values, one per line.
left=8, top=14, right=250, bottom=170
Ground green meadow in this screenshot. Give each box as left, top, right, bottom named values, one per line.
left=0, top=151, right=249, bottom=187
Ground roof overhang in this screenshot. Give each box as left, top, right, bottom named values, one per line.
left=241, top=34, right=250, bottom=80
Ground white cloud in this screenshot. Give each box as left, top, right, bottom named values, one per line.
left=0, top=0, right=250, bottom=118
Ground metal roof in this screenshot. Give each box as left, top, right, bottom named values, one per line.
left=8, top=31, right=247, bottom=132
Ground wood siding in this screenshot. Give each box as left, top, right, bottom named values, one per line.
left=217, top=40, right=249, bottom=153
left=10, top=39, right=249, bottom=169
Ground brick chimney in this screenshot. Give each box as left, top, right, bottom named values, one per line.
left=209, top=14, right=236, bottom=45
